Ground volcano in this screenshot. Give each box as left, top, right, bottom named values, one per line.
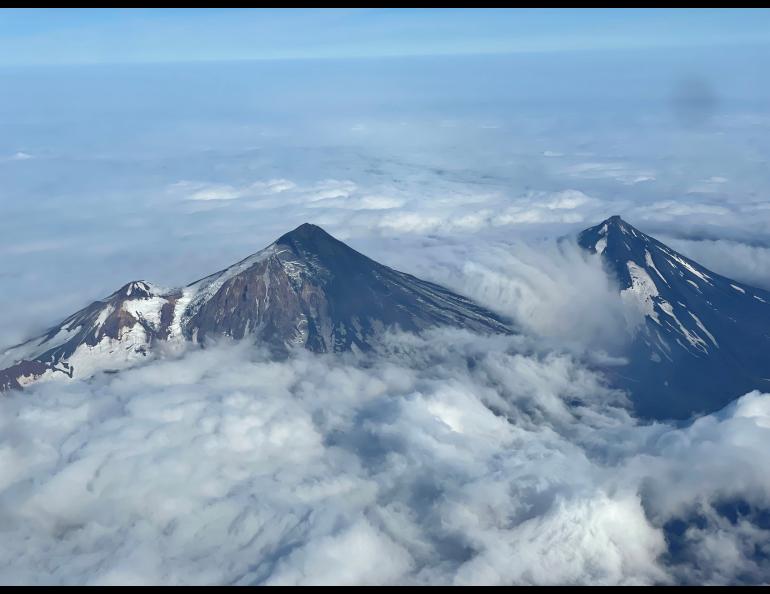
left=579, top=215, right=770, bottom=419
left=1, top=224, right=512, bottom=391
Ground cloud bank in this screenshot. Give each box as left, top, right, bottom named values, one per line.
left=1, top=330, right=769, bottom=585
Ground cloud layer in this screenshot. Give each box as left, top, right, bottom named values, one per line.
left=1, top=331, right=770, bottom=585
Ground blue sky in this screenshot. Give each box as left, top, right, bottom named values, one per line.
left=1, top=8, right=770, bottom=65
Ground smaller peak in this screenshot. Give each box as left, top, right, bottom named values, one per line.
left=294, top=222, right=324, bottom=234
left=277, top=222, right=335, bottom=245
left=578, top=215, right=645, bottom=254
left=595, top=215, right=639, bottom=236
left=113, top=280, right=155, bottom=300
left=603, top=215, right=626, bottom=227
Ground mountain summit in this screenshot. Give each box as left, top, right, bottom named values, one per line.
left=1, top=224, right=512, bottom=390
left=580, top=216, right=770, bottom=419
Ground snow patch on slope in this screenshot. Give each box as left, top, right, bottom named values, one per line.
left=645, top=251, right=669, bottom=287
left=688, top=311, right=718, bottom=348
left=666, top=252, right=713, bottom=285
left=595, top=237, right=607, bottom=255
left=65, top=329, right=151, bottom=380
left=658, top=301, right=708, bottom=354
left=123, top=296, right=166, bottom=331
left=621, top=262, right=660, bottom=329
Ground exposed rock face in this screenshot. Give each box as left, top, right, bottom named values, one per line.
left=1, top=224, right=512, bottom=390
left=579, top=215, right=770, bottom=420
left=182, top=223, right=512, bottom=353
left=0, top=360, right=52, bottom=391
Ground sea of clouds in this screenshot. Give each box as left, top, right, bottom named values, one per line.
left=1, top=49, right=770, bottom=584
left=1, top=332, right=770, bottom=585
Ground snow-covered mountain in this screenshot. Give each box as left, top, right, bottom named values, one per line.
left=1, top=223, right=512, bottom=391
left=0, top=281, right=181, bottom=390
left=579, top=215, right=770, bottom=419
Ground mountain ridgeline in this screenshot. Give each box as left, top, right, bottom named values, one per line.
left=2, top=218, right=768, bottom=422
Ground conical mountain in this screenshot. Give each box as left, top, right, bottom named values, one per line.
left=580, top=215, right=770, bottom=419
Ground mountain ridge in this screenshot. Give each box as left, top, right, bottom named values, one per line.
left=1, top=223, right=512, bottom=391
